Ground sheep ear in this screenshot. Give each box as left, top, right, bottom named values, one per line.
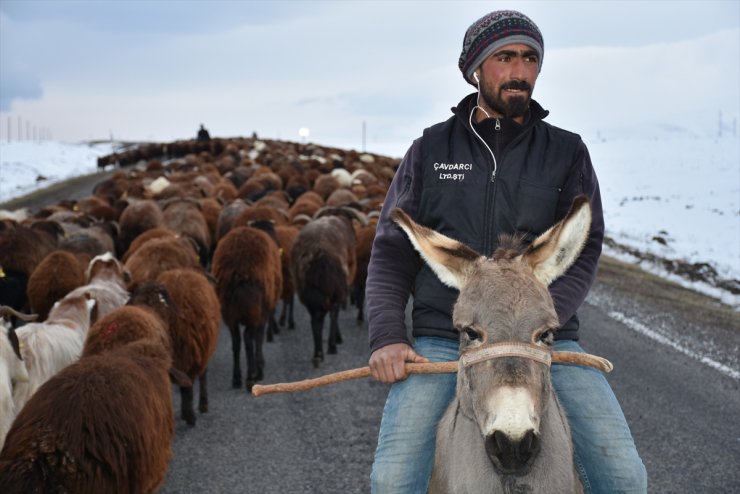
left=390, top=208, right=481, bottom=290
left=8, top=326, right=23, bottom=361
left=520, top=195, right=592, bottom=286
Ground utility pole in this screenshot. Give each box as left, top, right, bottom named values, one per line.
left=362, top=120, right=366, bottom=153
left=718, top=109, right=722, bottom=138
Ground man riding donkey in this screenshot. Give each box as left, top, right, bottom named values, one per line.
left=366, top=9, right=647, bottom=494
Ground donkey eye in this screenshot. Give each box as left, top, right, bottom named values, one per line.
left=538, top=329, right=555, bottom=346
left=464, top=327, right=481, bottom=341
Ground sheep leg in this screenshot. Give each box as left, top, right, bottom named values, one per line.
left=256, top=325, right=265, bottom=381
left=199, top=370, right=208, bottom=413
left=269, top=312, right=280, bottom=337
left=356, top=286, right=365, bottom=324
left=279, top=297, right=288, bottom=326
left=180, top=385, right=196, bottom=426
left=280, top=295, right=295, bottom=329
left=288, top=296, right=295, bottom=329
left=228, top=323, right=243, bottom=388
left=244, top=324, right=265, bottom=391
left=310, top=310, right=326, bottom=367
left=329, top=305, right=342, bottom=353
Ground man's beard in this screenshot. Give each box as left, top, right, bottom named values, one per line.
left=480, top=80, right=532, bottom=118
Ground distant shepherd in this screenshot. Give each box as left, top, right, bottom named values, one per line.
left=197, top=124, right=211, bottom=141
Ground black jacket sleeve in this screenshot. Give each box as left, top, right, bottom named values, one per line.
left=549, top=140, right=605, bottom=327
left=365, top=139, right=424, bottom=354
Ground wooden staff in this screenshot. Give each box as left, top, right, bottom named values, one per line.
left=251, top=351, right=612, bottom=397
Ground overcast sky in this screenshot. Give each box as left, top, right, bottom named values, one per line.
left=1, top=0, right=738, bottom=157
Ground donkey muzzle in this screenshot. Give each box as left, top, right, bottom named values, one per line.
left=485, top=429, right=541, bottom=474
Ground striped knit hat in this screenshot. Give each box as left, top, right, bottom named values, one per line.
left=458, top=10, right=544, bottom=85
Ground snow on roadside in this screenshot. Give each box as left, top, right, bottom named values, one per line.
left=0, top=140, right=117, bottom=203
left=1, top=136, right=737, bottom=308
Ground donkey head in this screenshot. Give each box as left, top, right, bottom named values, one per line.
left=391, top=195, right=592, bottom=474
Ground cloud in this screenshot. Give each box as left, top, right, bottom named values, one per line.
left=0, top=1, right=737, bottom=156
left=0, top=66, right=42, bottom=111
left=536, top=28, right=740, bottom=139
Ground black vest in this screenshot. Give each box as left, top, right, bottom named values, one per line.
left=411, top=104, right=582, bottom=339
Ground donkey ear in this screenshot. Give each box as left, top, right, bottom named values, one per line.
left=521, top=196, right=592, bottom=286
left=391, top=208, right=482, bottom=290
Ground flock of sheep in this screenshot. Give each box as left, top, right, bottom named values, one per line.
left=0, top=136, right=398, bottom=493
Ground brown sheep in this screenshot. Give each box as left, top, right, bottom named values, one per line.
left=0, top=313, right=178, bottom=494
left=312, top=174, right=341, bottom=200
left=275, top=225, right=300, bottom=329
left=153, top=268, right=220, bottom=426
left=326, top=188, right=361, bottom=209
left=211, top=225, right=282, bottom=390
left=0, top=221, right=61, bottom=312
left=233, top=205, right=287, bottom=229
left=124, top=236, right=200, bottom=291
left=58, top=219, right=118, bottom=259
left=237, top=177, right=268, bottom=202
left=284, top=174, right=310, bottom=202
left=290, top=208, right=359, bottom=366
left=121, top=227, right=180, bottom=263
left=287, top=191, right=324, bottom=221
left=254, top=191, right=290, bottom=213
left=82, top=304, right=170, bottom=359
left=72, top=195, right=120, bottom=222
left=160, top=197, right=211, bottom=267
left=352, top=222, right=377, bottom=323
left=26, top=250, right=87, bottom=321
left=211, top=179, right=239, bottom=204
left=115, top=199, right=164, bottom=258
left=215, top=199, right=250, bottom=242
left=198, top=197, right=222, bottom=252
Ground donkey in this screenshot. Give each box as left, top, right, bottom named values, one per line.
left=391, top=195, right=593, bottom=494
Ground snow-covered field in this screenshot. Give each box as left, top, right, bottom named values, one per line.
left=0, top=136, right=738, bottom=307
left=588, top=134, right=739, bottom=307
left=0, top=140, right=116, bottom=201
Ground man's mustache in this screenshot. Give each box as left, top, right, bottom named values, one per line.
left=500, top=80, right=531, bottom=92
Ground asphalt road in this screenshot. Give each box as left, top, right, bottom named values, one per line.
left=157, top=273, right=739, bottom=494
left=4, top=171, right=738, bottom=493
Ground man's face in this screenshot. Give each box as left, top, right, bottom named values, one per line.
left=477, top=43, right=540, bottom=120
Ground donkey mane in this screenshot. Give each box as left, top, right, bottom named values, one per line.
left=491, top=233, right=528, bottom=261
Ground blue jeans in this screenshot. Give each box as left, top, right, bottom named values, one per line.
left=370, top=336, right=647, bottom=493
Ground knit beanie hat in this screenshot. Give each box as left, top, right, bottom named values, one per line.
left=458, top=10, right=544, bottom=85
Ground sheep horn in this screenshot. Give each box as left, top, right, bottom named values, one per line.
left=5, top=326, right=24, bottom=361
left=314, top=206, right=368, bottom=225
left=291, top=213, right=313, bottom=226
left=0, top=305, right=39, bottom=322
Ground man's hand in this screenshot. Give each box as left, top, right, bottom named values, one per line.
left=369, top=343, right=430, bottom=384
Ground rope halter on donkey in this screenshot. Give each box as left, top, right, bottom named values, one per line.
left=460, top=342, right=552, bottom=368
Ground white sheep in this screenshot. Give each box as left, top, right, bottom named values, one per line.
left=0, top=307, right=35, bottom=449
left=65, top=252, right=130, bottom=322
left=12, top=293, right=96, bottom=413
